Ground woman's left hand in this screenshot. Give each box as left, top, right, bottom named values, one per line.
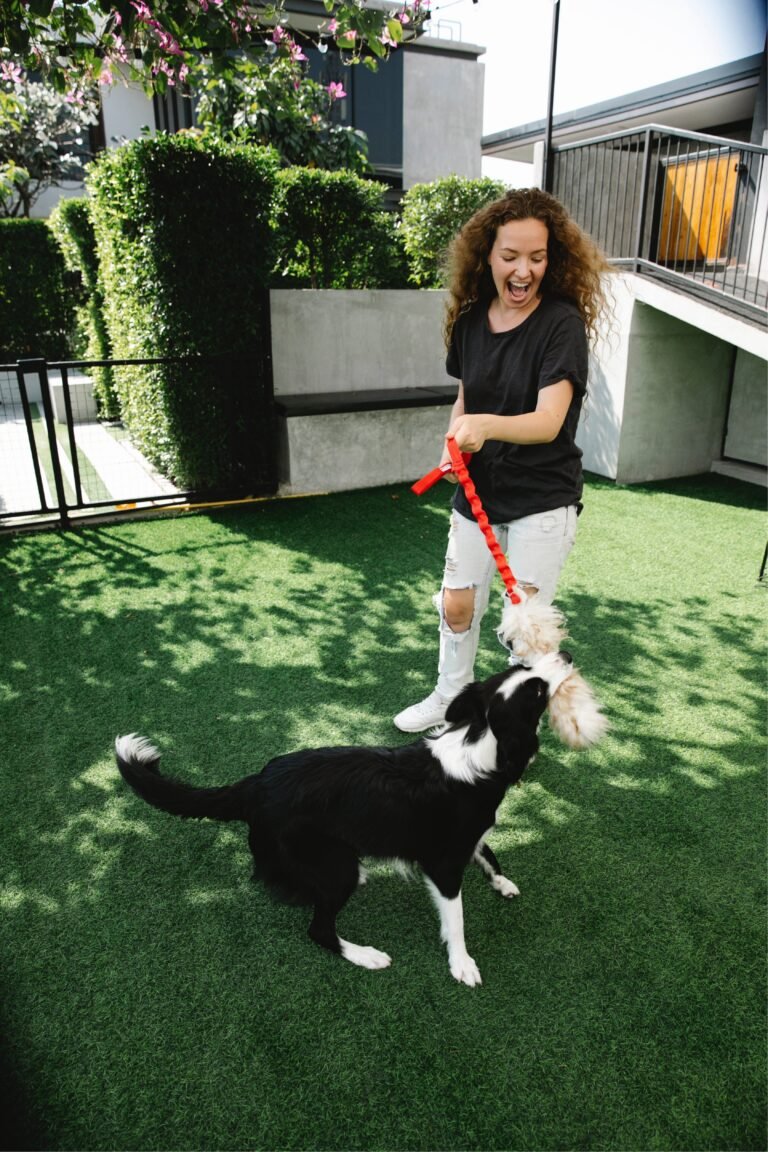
left=448, top=414, right=489, bottom=454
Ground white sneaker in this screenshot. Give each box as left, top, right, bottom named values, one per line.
left=394, top=690, right=450, bottom=733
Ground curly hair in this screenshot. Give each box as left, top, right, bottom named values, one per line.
left=444, top=188, right=612, bottom=348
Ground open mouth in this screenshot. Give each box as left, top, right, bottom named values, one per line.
left=506, top=279, right=531, bottom=302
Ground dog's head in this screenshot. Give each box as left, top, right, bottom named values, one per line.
left=428, top=652, right=575, bottom=785
left=496, top=593, right=608, bottom=750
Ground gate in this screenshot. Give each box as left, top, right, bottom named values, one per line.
left=0, top=354, right=279, bottom=533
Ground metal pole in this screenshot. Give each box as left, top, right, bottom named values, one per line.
left=21, top=358, right=70, bottom=529
left=543, top=0, right=560, bottom=192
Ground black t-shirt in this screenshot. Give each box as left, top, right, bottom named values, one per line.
left=446, top=295, right=589, bottom=524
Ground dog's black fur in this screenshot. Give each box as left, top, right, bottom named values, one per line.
left=115, top=653, right=572, bottom=986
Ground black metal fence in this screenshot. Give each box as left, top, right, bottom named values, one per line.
left=551, top=124, right=768, bottom=323
left=0, top=355, right=278, bottom=533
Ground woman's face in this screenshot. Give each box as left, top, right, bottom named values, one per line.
left=487, top=217, right=549, bottom=315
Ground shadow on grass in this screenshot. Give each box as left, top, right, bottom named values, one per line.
left=1, top=478, right=764, bottom=906
left=0, top=476, right=765, bottom=1150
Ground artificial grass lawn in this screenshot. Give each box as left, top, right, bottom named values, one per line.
left=0, top=472, right=765, bottom=1152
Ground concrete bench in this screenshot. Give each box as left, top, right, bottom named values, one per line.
left=274, top=384, right=458, bottom=494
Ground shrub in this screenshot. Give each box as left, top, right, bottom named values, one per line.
left=271, top=167, right=406, bottom=288
left=86, top=134, right=279, bottom=492
left=0, top=218, right=75, bottom=360
left=400, top=176, right=507, bottom=288
left=48, top=196, right=119, bottom=418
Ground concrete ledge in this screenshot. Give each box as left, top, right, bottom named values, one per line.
left=278, top=405, right=450, bottom=494
left=270, top=289, right=457, bottom=493
left=275, top=385, right=458, bottom=417
left=49, top=373, right=97, bottom=424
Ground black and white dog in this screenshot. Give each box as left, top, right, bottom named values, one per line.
left=115, top=651, right=575, bottom=987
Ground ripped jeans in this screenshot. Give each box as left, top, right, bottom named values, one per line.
left=435, top=505, right=578, bottom=700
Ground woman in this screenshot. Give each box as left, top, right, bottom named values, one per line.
left=394, top=187, right=611, bottom=733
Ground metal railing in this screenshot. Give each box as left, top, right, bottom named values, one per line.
left=0, top=354, right=278, bottom=532
left=550, top=124, right=768, bottom=323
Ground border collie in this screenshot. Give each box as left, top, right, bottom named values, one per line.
left=115, top=651, right=574, bottom=987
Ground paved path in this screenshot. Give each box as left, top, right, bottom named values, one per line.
left=0, top=410, right=179, bottom=520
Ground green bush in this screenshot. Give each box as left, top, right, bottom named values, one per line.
left=400, top=176, right=507, bottom=287
left=48, top=197, right=119, bottom=419
left=0, top=219, right=75, bottom=360
left=86, top=134, right=279, bottom=491
left=271, top=167, right=406, bottom=288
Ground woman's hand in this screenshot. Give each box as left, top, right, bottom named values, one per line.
left=438, top=443, right=459, bottom=483
left=447, top=413, right=490, bottom=454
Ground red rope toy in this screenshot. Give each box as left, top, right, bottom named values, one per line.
left=411, top=437, right=522, bottom=605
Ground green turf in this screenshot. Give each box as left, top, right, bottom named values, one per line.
left=0, top=472, right=765, bottom=1151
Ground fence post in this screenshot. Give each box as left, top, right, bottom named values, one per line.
left=19, top=358, right=70, bottom=530
left=633, top=128, right=655, bottom=271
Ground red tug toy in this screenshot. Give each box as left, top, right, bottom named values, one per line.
left=410, top=438, right=608, bottom=749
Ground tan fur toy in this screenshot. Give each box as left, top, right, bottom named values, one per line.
left=496, top=592, right=608, bottom=749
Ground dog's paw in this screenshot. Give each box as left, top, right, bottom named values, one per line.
left=492, top=875, right=520, bottom=899
left=341, top=941, right=392, bottom=970
left=450, top=953, right=482, bottom=987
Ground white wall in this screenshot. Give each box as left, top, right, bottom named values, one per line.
left=100, top=67, right=156, bottom=147
left=576, top=275, right=635, bottom=479
left=31, top=69, right=155, bottom=218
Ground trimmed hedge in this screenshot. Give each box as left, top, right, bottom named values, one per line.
left=400, top=175, right=507, bottom=287
left=0, top=219, right=75, bottom=361
left=271, top=167, right=408, bottom=289
left=86, top=134, right=279, bottom=491
left=48, top=197, right=119, bottom=419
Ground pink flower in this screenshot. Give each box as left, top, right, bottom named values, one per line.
left=288, top=39, right=308, bottom=62
left=327, top=81, right=346, bottom=101
left=0, top=61, right=23, bottom=83
left=111, top=33, right=130, bottom=63
left=271, top=24, right=286, bottom=44
left=327, top=18, right=338, bottom=33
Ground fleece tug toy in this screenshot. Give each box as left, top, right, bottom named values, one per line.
left=412, top=439, right=608, bottom=749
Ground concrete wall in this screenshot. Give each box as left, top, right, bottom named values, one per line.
left=271, top=289, right=455, bottom=494
left=723, top=348, right=768, bottom=465
left=270, top=288, right=450, bottom=395
left=616, top=302, right=732, bottom=483
left=273, top=280, right=767, bottom=494
left=578, top=272, right=768, bottom=484
left=402, top=39, right=484, bottom=187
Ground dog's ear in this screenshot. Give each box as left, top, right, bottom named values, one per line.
left=444, top=682, right=486, bottom=729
